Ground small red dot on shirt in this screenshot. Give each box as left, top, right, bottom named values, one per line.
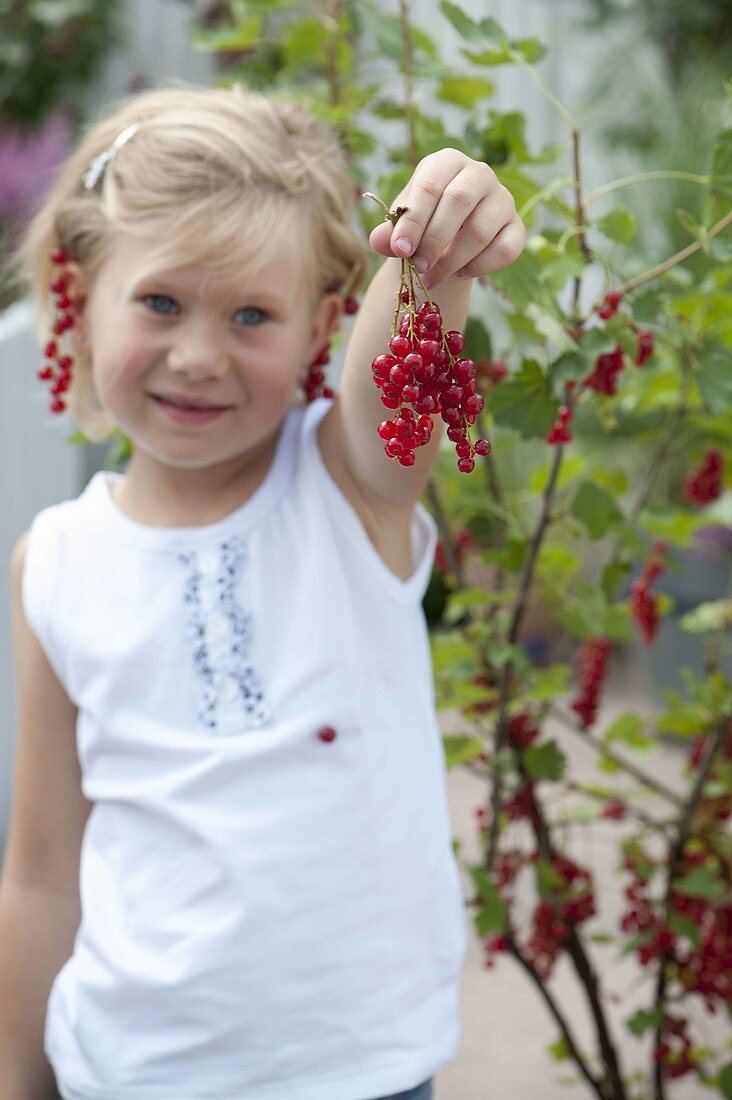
left=317, top=726, right=337, bottom=743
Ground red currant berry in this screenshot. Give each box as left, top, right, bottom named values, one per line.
left=417, top=339, right=440, bottom=364
left=389, top=364, right=409, bottom=387
left=445, top=330, right=466, bottom=355
left=457, top=456, right=475, bottom=473
left=389, top=334, right=412, bottom=359
left=317, top=725, right=337, bottom=742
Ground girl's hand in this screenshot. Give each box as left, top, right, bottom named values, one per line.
left=368, top=148, right=526, bottom=290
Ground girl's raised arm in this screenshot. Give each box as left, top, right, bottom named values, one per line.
left=333, top=149, right=525, bottom=515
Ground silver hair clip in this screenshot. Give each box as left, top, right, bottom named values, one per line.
left=82, top=120, right=145, bottom=190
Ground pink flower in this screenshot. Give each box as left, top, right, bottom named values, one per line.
left=0, top=109, right=72, bottom=226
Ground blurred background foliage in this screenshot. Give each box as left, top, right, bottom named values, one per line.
left=0, top=0, right=123, bottom=308
left=558, top=0, right=732, bottom=269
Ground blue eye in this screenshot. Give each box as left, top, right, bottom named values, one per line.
left=143, top=295, right=178, bottom=315
left=141, top=297, right=268, bottom=325
left=235, top=307, right=268, bottom=326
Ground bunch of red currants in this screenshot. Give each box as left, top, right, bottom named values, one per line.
left=372, top=268, right=492, bottom=473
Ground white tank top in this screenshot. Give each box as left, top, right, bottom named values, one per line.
left=21, top=396, right=467, bottom=1100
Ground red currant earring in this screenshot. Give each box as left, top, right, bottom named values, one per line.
left=37, top=248, right=75, bottom=414
left=301, top=286, right=359, bottom=404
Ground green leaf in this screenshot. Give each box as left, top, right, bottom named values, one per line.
left=563, top=803, right=603, bottom=822
left=371, top=98, right=406, bottom=119
left=671, top=865, right=725, bottom=900
left=695, top=348, right=732, bottom=414
left=437, top=76, right=495, bottom=108
left=535, top=859, right=566, bottom=895
left=511, top=38, right=547, bottom=64
left=464, top=316, right=493, bottom=363
left=489, top=247, right=545, bottom=309
left=620, top=929, right=654, bottom=957
left=710, top=127, right=732, bottom=197
left=443, top=586, right=502, bottom=625
left=570, top=482, right=624, bottom=540
left=656, top=703, right=714, bottom=735
left=598, top=753, right=621, bottom=774
left=429, top=631, right=476, bottom=675
left=525, top=664, right=572, bottom=703
left=191, top=15, right=263, bottom=52
left=410, top=26, right=439, bottom=61
left=680, top=599, right=732, bottom=634
left=442, top=734, right=487, bottom=769
left=719, top=1061, right=732, bottom=1100
left=469, top=867, right=508, bottom=934
left=489, top=359, right=556, bottom=439
left=668, top=913, right=701, bottom=949
left=439, top=1, right=486, bottom=42
left=525, top=740, right=566, bottom=782
left=460, top=44, right=514, bottom=67
left=626, top=1007, right=664, bottom=1037
left=374, top=15, right=405, bottom=63
left=547, top=1036, right=570, bottom=1061
left=603, top=713, right=655, bottom=751
left=595, top=206, right=636, bottom=244
left=477, top=17, right=511, bottom=47
left=282, top=18, right=332, bottom=66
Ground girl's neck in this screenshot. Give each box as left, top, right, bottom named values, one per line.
left=111, top=422, right=283, bottom=529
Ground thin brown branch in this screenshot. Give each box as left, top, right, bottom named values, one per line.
left=652, top=713, right=731, bottom=1100
left=511, top=751, right=629, bottom=1099
left=571, top=125, right=593, bottom=317
left=504, top=929, right=609, bottom=1098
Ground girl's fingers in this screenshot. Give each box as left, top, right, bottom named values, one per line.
left=370, top=150, right=469, bottom=260
left=447, top=217, right=527, bottom=284
left=366, top=153, right=524, bottom=284
left=397, top=162, right=498, bottom=272
left=389, top=153, right=468, bottom=257
left=424, top=194, right=525, bottom=288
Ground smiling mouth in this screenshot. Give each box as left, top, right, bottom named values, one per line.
left=151, top=395, right=232, bottom=411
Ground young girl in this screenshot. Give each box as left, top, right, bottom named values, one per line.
left=1, top=81, right=524, bottom=1100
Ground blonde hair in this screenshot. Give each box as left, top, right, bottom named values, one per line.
left=12, top=79, right=371, bottom=442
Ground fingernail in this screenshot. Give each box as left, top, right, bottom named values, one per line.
left=394, top=237, right=414, bottom=256
left=412, top=255, right=430, bottom=273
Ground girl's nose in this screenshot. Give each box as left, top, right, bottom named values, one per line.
left=166, top=321, right=229, bottom=377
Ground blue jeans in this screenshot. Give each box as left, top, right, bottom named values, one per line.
left=371, top=1079, right=433, bottom=1100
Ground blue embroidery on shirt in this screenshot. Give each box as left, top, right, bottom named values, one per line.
left=177, top=534, right=270, bottom=732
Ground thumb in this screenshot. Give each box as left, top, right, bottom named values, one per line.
left=369, top=218, right=406, bottom=259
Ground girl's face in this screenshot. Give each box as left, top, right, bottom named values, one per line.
left=67, top=232, right=341, bottom=476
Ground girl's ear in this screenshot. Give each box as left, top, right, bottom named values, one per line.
left=307, top=290, right=344, bottom=363
left=62, top=261, right=91, bottom=348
